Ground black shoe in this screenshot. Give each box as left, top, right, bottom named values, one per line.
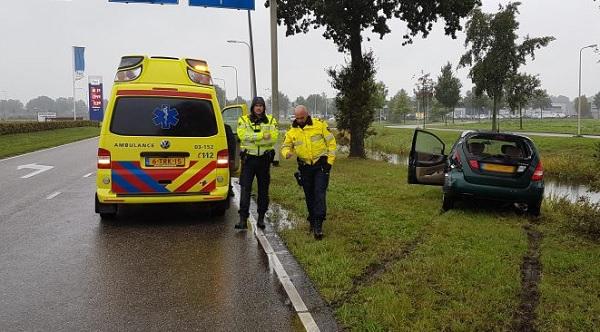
left=314, top=231, right=323, bottom=240
left=235, top=217, right=248, bottom=229
left=257, top=215, right=266, bottom=229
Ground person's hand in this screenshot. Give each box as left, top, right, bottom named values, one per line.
left=285, top=152, right=293, bottom=159
left=322, top=163, right=332, bottom=174
left=263, top=132, right=271, bottom=140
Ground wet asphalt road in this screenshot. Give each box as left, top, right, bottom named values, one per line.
left=0, top=138, right=304, bottom=331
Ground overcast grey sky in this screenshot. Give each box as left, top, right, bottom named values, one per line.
left=0, top=0, right=599, bottom=104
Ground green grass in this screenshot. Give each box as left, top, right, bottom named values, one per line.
left=269, top=155, right=600, bottom=330
left=0, top=127, right=100, bottom=159
left=271, top=157, right=528, bottom=330
left=432, top=118, right=600, bottom=136
left=366, top=125, right=600, bottom=184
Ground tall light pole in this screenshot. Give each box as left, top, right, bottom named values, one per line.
left=227, top=39, right=256, bottom=99
left=213, top=77, right=227, bottom=107
left=577, top=43, right=597, bottom=136
left=221, top=65, right=239, bottom=104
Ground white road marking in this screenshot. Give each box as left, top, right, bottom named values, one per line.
left=46, top=191, right=61, bottom=200
left=232, top=183, right=320, bottom=331
left=83, top=172, right=94, bottom=178
left=17, top=163, right=54, bottom=179
left=0, top=137, right=98, bottom=162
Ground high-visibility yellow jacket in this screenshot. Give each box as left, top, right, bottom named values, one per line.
left=237, top=114, right=279, bottom=156
left=281, top=117, right=336, bottom=165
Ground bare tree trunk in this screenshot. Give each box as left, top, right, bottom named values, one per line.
left=348, top=19, right=365, bottom=158
left=492, top=96, right=498, bottom=132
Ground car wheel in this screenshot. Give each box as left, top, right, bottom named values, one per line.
left=100, top=212, right=117, bottom=220
left=442, top=193, right=454, bottom=211
left=528, top=199, right=542, bottom=217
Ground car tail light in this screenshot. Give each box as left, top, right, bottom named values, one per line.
left=217, top=149, right=228, bottom=168
left=114, top=66, right=142, bottom=82
left=187, top=69, right=212, bottom=85
left=531, top=161, right=544, bottom=181
left=97, top=148, right=111, bottom=169
left=452, top=150, right=463, bottom=169
left=468, top=159, right=479, bottom=170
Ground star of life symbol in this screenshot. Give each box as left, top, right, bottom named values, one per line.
left=153, top=105, right=179, bottom=129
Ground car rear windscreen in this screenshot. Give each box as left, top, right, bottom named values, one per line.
left=465, top=135, right=532, bottom=159
left=110, top=97, right=217, bottom=137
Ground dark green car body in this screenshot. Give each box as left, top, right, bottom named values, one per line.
left=408, top=130, right=544, bottom=215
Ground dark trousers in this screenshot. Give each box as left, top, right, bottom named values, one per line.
left=300, top=164, right=330, bottom=223
left=239, top=155, right=271, bottom=219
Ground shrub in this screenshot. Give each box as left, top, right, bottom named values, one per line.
left=547, top=197, right=600, bottom=241
left=0, top=121, right=99, bottom=136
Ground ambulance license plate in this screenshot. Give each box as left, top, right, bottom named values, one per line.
left=145, top=157, right=185, bottom=168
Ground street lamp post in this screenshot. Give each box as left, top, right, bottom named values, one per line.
left=577, top=43, right=597, bottom=136
left=227, top=39, right=256, bottom=99
left=213, top=77, right=227, bottom=107
left=221, top=65, right=239, bottom=104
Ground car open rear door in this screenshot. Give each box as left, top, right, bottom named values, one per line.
left=222, top=104, right=248, bottom=177
left=408, top=129, right=446, bottom=186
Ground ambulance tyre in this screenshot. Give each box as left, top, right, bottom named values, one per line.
left=211, top=196, right=230, bottom=217
left=95, top=194, right=117, bottom=220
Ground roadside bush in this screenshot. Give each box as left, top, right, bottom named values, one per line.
left=0, top=120, right=99, bottom=136
left=547, top=197, right=600, bottom=241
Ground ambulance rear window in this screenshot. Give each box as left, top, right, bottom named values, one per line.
left=110, top=97, right=217, bottom=137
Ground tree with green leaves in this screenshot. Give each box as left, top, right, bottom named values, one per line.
left=574, top=95, right=592, bottom=118
left=266, top=91, right=291, bottom=119
left=272, top=0, right=479, bottom=157
left=462, top=89, right=491, bottom=121
left=434, top=62, right=462, bottom=124
left=389, top=89, right=412, bottom=123
left=593, top=92, right=600, bottom=115
left=529, top=89, right=552, bottom=120
left=414, top=72, right=435, bottom=128
left=373, top=81, right=388, bottom=121
left=505, top=73, right=540, bottom=129
left=459, top=2, right=554, bottom=132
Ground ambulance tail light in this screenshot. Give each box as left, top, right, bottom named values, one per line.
left=216, top=149, right=229, bottom=168
left=185, top=59, right=209, bottom=72
left=97, top=148, right=111, bottom=169
left=114, top=66, right=142, bottom=82
left=187, top=69, right=212, bottom=85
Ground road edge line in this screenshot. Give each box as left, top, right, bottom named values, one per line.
left=232, top=183, right=320, bottom=332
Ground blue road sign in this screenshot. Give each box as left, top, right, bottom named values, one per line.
left=108, top=0, right=178, bottom=4
left=189, top=0, right=254, bottom=10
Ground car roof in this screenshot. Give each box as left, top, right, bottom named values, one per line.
left=460, top=130, right=532, bottom=141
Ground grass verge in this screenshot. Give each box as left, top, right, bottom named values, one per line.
left=0, top=126, right=100, bottom=159
left=431, top=118, right=600, bottom=136
left=270, top=155, right=600, bottom=330
left=270, top=156, right=530, bottom=330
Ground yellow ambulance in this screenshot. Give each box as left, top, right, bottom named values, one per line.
left=95, top=55, right=247, bottom=219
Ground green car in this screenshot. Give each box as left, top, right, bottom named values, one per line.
left=408, top=129, right=544, bottom=216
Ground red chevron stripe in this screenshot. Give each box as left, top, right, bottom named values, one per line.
left=143, top=161, right=197, bottom=182
left=174, top=161, right=216, bottom=192
left=112, top=162, right=155, bottom=193
left=200, top=180, right=216, bottom=193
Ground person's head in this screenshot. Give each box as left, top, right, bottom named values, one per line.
left=294, top=105, right=309, bottom=125
left=251, top=96, right=266, bottom=116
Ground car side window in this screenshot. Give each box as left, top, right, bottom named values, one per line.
left=415, top=131, right=444, bottom=155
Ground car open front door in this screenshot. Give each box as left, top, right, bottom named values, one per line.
left=221, top=104, right=248, bottom=177
left=408, top=129, right=446, bottom=186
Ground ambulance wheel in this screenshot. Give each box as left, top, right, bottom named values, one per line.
left=211, top=197, right=230, bottom=217
left=95, top=194, right=118, bottom=220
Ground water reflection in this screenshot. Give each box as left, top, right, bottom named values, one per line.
left=544, top=180, right=600, bottom=204
left=340, top=144, right=600, bottom=205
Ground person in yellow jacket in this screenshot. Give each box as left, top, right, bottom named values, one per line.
left=235, top=96, right=279, bottom=230
left=281, top=105, right=336, bottom=240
